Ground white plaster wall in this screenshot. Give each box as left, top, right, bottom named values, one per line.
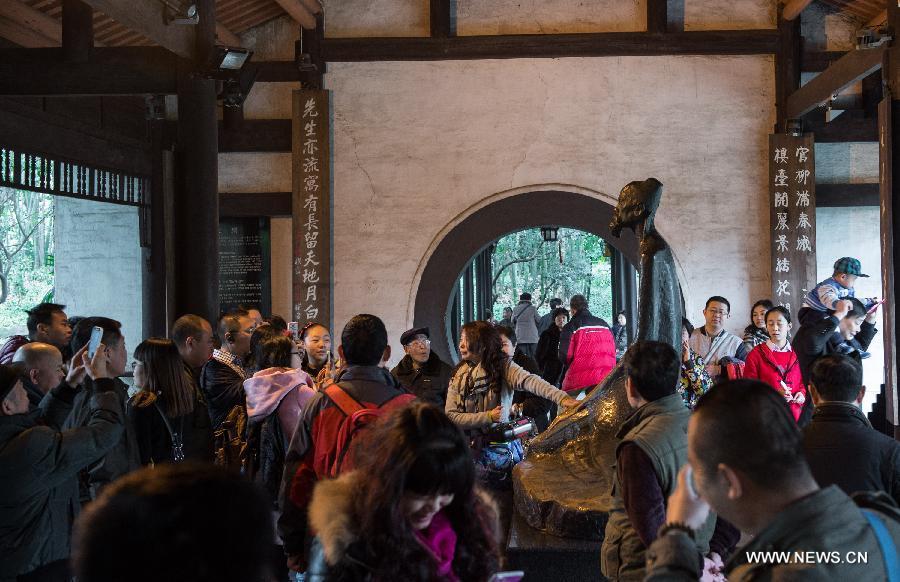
left=684, top=0, right=775, bottom=31
left=53, top=197, right=143, bottom=360
left=322, top=0, right=429, bottom=37
left=323, top=56, right=775, bottom=356
left=456, top=0, right=645, bottom=35
left=241, top=17, right=300, bottom=60
left=816, top=206, right=883, bottom=413
left=219, top=153, right=291, bottom=192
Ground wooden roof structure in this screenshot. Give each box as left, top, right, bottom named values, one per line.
left=0, top=0, right=319, bottom=50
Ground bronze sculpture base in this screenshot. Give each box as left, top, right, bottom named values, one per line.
left=513, top=369, right=630, bottom=539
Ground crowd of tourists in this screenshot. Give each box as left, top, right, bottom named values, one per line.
left=0, top=255, right=899, bottom=581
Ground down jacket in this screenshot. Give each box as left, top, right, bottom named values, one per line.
left=558, top=309, right=616, bottom=393
left=243, top=367, right=315, bottom=504
left=306, top=471, right=500, bottom=581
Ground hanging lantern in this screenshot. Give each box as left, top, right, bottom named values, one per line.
left=540, top=226, right=559, bottom=243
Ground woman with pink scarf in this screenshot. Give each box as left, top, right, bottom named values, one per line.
left=306, top=402, right=502, bottom=581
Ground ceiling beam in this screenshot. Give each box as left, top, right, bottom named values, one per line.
left=216, top=21, right=242, bottom=46
left=786, top=46, right=885, bottom=119
left=782, top=0, right=813, bottom=21
left=78, top=0, right=194, bottom=58
left=0, top=0, right=63, bottom=43
left=272, top=0, right=316, bottom=29
left=319, top=29, right=780, bottom=62
left=0, top=15, right=56, bottom=47
left=220, top=192, right=292, bottom=217
left=816, top=183, right=879, bottom=207
left=803, top=109, right=877, bottom=142
left=0, top=47, right=179, bottom=95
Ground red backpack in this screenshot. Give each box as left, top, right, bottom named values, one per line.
left=323, top=383, right=416, bottom=477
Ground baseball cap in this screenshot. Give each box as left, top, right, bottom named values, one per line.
left=833, top=257, right=869, bottom=278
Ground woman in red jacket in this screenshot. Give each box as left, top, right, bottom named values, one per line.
left=743, top=306, right=807, bottom=421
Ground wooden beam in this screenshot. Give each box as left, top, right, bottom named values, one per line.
left=78, top=0, right=194, bottom=58
left=775, top=9, right=801, bottom=131
left=804, top=110, right=877, bottom=142
left=783, top=0, right=813, bottom=21
left=0, top=96, right=151, bottom=175
left=217, top=119, right=290, bottom=152
left=255, top=61, right=302, bottom=82
left=802, top=50, right=847, bottom=73
left=816, top=183, right=879, bottom=207
left=0, top=15, right=55, bottom=47
left=299, top=0, right=322, bottom=15
left=216, top=22, right=242, bottom=47
left=430, top=0, right=453, bottom=38
left=220, top=192, right=292, bottom=217
left=786, top=46, right=886, bottom=119
left=647, top=0, right=667, bottom=33
left=272, top=0, right=316, bottom=29
left=0, top=47, right=179, bottom=95
left=319, top=29, right=780, bottom=61
left=868, top=9, right=887, bottom=28
left=0, top=0, right=62, bottom=43
left=62, top=0, right=93, bottom=62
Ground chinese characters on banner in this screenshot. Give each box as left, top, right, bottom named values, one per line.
left=769, top=134, right=816, bottom=328
left=292, top=90, right=331, bottom=329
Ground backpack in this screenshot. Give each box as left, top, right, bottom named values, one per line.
left=213, top=403, right=249, bottom=472
left=323, top=383, right=416, bottom=477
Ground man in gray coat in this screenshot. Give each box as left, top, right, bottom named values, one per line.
left=0, top=345, right=124, bottom=582
left=511, top=292, right=541, bottom=359
left=645, top=379, right=900, bottom=581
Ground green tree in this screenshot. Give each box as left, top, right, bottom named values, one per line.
left=0, top=187, right=54, bottom=339
left=491, top=228, right=612, bottom=321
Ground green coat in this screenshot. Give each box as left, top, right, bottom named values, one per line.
left=0, top=380, right=124, bottom=580
left=646, top=486, right=900, bottom=581
left=601, top=393, right=716, bottom=581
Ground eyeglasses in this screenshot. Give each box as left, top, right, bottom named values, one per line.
left=408, top=339, right=431, bottom=349
left=706, top=309, right=730, bottom=317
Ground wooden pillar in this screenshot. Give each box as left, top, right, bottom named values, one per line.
left=882, top=1, right=900, bottom=437
left=174, top=0, right=218, bottom=323
left=61, top=0, right=93, bottom=62
left=611, top=247, right=638, bottom=341
left=144, top=118, right=172, bottom=338
left=774, top=7, right=801, bottom=132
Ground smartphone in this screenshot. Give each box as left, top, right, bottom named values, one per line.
left=867, top=298, right=885, bottom=315
left=488, top=572, right=525, bottom=582
left=288, top=321, right=299, bottom=340
left=87, top=326, right=104, bottom=358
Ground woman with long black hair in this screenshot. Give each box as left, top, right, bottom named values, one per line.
left=306, top=402, right=501, bottom=581
left=129, top=338, right=213, bottom=464
left=446, top=321, right=578, bottom=488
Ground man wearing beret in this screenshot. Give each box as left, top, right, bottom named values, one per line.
left=391, top=327, right=452, bottom=408
left=0, top=345, right=124, bottom=582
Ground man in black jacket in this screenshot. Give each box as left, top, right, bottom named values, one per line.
left=0, top=347, right=123, bottom=582
left=201, top=310, right=254, bottom=429
left=792, top=297, right=877, bottom=425
left=64, top=317, right=140, bottom=504
left=390, top=327, right=451, bottom=408
left=803, top=354, right=900, bottom=504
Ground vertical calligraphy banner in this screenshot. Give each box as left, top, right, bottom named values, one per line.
left=292, top=90, right=332, bottom=330
left=769, top=133, right=817, bottom=329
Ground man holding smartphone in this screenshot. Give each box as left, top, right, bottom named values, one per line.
left=63, top=317, right=138, bottom=503
left=0, top=344, right=123, bottom=582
